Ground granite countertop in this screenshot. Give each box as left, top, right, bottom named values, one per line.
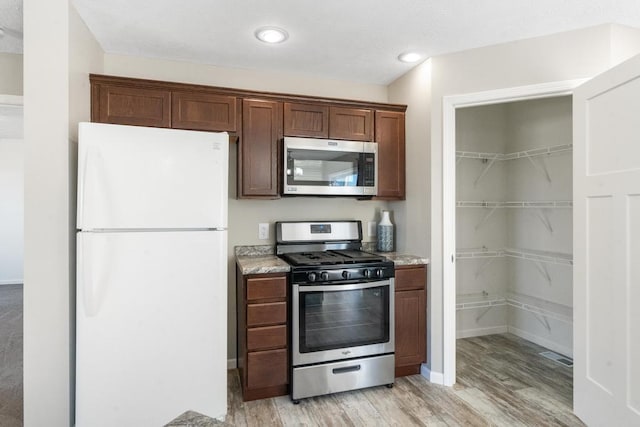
left=361, top=242, right=430, bottom=266
left=235, top=245, right=290, bottom=275
left=375, top=252, right=430, bottom=266
left=235, top=244, right=428, bottom=275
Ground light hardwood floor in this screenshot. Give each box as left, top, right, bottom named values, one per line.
left=169, top=334, right=584, bottom=426
left=1, top=289, right=581, bottom=426
left=0, top=284, right=23, bottom=427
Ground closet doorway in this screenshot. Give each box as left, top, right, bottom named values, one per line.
left=0, top=96, right=24, bottom=427
left=441, top=80, right=585, bottom=388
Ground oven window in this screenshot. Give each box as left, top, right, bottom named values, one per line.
left=299, top=285, right=390, bottom=353
left=287, top=149, right=360, bottom=186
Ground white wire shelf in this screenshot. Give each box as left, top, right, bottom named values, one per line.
left=506, top=292, right=573, bottom=324
left=457, top=200, right=573, bottom=208
left=456, top=291, right=573, bottom=325
left=503, top=247, right=573, bottom=266
left=456, top=143, right=572, bottom=161
left=456, top=248, right=504, bottom=259
left=456, top=247, right=572, bottom=266
left=456, top=292, right=506, bottom=310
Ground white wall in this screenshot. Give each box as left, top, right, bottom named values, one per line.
left=102, top=53, right=392, bottom=362
left=428, top=24, right=640, bottom=376
left=0, top=137, right=23, bottom=285
left=0, top=53, right=23, bottom=95
left=23, top=2, right=104, bottom=425
left=455, top=104, right=509, bottom=337
left=387, top=60, right=431, bottom=257
left=104, top=54, right=388, bottom=103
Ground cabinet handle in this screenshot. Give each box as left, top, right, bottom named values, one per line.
left=332, top=365, right=361, bottom=374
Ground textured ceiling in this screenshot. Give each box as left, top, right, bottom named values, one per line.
left=3, top=1, right=640, bottom=84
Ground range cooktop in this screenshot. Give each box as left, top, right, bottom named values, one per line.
left=280, top=250, right=385, bottom=266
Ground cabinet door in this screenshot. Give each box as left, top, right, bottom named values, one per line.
left=395, top=289, right=426, bottom=372
left=247, top=349, right=288, bottom=389
left=329, top=107, right=373, bottom=141
left=239, top=99, right=283, bottom=198
left=284, top=102, right=329, bottom=138
left=172, top=91, right=237, bottom=132
left=375, top=111, right=406, bottom=199
left=97, top=85, right=171, bottom=128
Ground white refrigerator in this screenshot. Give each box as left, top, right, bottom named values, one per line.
left=75, top=122, right=228, bottom=426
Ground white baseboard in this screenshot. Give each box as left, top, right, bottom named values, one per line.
left=456, top=325, right=508, bottom=339
left=227, top=358, right=237, bottom=370
left=0, top=280, right=22, bottom=286
left=507, top=326, right=573, bottom=358
left=420, top=363, right=444, bottom=385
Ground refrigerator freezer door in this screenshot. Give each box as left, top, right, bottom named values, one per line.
left=76, top=230, right=227, bottom=426
left=77, top=122, right=228, bottom=230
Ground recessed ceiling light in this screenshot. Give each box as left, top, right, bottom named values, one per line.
left=255, top=27, right=289, bottom=44
left=398, top=52, right=421, bottom=63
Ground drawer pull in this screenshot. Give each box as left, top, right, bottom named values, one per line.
left=332, top=365, right=361, bottom=374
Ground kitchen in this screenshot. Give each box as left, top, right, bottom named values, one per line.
left=3, top=0, right=640, bottom=425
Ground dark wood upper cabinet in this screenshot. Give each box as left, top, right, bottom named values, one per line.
left=90, top=75, right=407, bottom=200
left=172, top=91, right=237, bottom=132
left=239, top=99, right=282, bottom=199
left=329, top=107, right=374, bottom=141
left=96, top=85, right=171, bottom=128
left=375, top=110, right=406, bottom=200
left=283, top=102, right=329, bottom=138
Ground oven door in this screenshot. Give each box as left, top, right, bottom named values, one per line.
left=283, top=137, right=377, bottom=196
left=292, top=279, right=394, bottom=366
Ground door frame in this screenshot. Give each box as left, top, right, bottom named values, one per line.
left=441, top=79, right=586, bottom=386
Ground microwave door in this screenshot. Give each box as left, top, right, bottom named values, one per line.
left=284, top=139, right=377, bottom=196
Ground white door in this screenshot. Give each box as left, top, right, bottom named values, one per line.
left=77, top=122, right=228, bottom=230
left=573, top=54, right=640, bottom=426
left=76, top=230, right=227, bottom=426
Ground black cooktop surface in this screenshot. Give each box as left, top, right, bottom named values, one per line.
left=281, top=250, right=386, bottom=266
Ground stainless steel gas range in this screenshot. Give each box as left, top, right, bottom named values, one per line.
left=276, top=220, right=395, bottom=403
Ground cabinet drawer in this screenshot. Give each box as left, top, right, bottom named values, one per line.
left=247, top=325, right=287, bottom=351
left=246, top=276, right=287, bottom=301
left=247, top=348, right=288, bottom=389
left=247, top=302, right=287, bottom=327
left=395, top=266, right=426, bottom=291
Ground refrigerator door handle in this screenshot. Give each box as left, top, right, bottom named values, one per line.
left=77, top=143, right=90, bottom=226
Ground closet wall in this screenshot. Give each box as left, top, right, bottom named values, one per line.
left=455, top=96, right=573, bottom=357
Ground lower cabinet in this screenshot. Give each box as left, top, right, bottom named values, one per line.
left=394, top=265, right=427, bottom=377
left=237, top=270, right=289, bottom=401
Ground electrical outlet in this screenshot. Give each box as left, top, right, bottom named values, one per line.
left=258, top=223, right=269, bottom=240
left=368, top=221, right=377, bottom=237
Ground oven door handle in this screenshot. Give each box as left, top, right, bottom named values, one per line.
left=296, top=280, right=391, bottom=293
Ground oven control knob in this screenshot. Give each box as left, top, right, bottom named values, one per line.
left=307, top=272, right=317, bottom=282
left=320, top=271, right=330, bottom=281
left=375, top=268, right=384, bottom=278
left=342, top=270, right=351, bottom=279
left=363, top=269, right=372, bottom=278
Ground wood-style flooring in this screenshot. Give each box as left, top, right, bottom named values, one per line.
left=168, top=334, right=584, bottom=426
left=0, top=284, right=23, bottom=427
left=0, top=288, right=581, bottom=426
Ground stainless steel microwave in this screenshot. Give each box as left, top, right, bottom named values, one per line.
left=283, top=137, right=377, bottom=196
